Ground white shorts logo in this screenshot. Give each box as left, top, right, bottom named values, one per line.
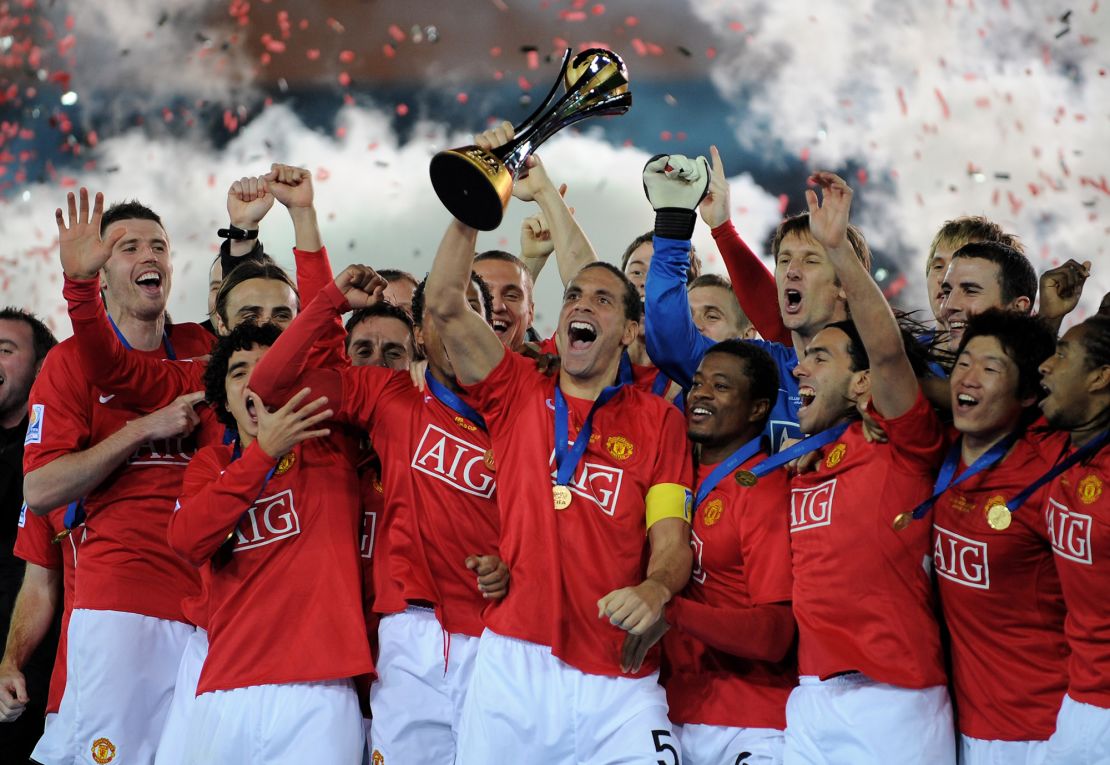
left=24, top=404, right=44, bottom=445
left=547, top=450, right=624, bottom=516
left=1046, top=497, right=1093, bottom=565
left=234, top=489, right=301, bottom=551
left=933, top=525, right=990, bottom=589
left=790, top=478, right=836, bottom=532
left=361, top=511, right=377, bottom=560
left=412, top=425, right=496, bottom=498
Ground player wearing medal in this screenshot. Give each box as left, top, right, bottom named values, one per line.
left=23, top=191, right=214, bottom=765
left=248, top=266, right=507, bottom=765
left=166, top=322, right=369, bottom=763
left=784, top=172, right=955, bottom=764
left=429, top=125, right=693, bottom=765
left=644, top=150, right=872, bottom=452
left=929, top=310, right=1069, bottom=763
left=646, top=339, right=798, bottom=764
left=1038, top=314, right=1110, bottom=764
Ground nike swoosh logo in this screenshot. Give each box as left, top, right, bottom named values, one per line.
left=98, top=394, right=115, bottom=404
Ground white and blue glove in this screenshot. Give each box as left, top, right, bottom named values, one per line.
left=642, top=153, right=711, bottom=240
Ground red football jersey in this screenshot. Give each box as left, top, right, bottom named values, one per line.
left=932, top=428, right=1070, bottom=740
left=664, top=452, right=796, bottom=730
left=168, top=438, right=371, bottom=693
left=23, top=322, right=212, bottom=622
left=1045, top=444, right=1110, bottom=708
left=248, top=283, right=501, bottom=639
left=461, top=349, right=693, bottom=678
left=788, top=391, right=947, bottom=688
left=13, top=506, right=79, bottom=714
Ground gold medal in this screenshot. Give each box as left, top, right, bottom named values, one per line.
left=553, top=485, right=572, bottom=510
left=892, top=512, right=912, bottom=531
left=51, top=529, right=72, bottom=543
left=483, top=449, right=496, bottom=472
left=986, top=503, right=1012, bottom=531
left=734, top=469, right=758, bottom=487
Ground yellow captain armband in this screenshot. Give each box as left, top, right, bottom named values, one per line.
left=645, top=483, right=693, bottom=529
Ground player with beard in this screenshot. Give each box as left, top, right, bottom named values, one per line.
left=22, top=190, right=214, bottom=764
left=427, top=124, right=694, bottom=764
left=924, top=310, right=1069, bottom=763
left=1037, top=314, right=1110, bottom=764
left=167, top=322, right=369, bottom=763
left=248, top=267, right=508, bottom=765
left=784, top=172, right=955, bottom=764
left=632, top=339, right=797, bottom=764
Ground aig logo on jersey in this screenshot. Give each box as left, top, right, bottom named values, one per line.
left=933, top=525, right=990, bottom=590
left=790, top=478, right=836, bottom=533
left=1046, top=498, right=1093, bottom=565
left=412, top=425, right=495, bottom=498
left=547, top=454, right=624, bottom=516
left=234, top=489, right=301, bottom=552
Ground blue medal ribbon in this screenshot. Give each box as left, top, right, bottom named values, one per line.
left=651, top=370, right=671, bottom=398
left=108, top=314, right=177, bottom=360
left=1001, top=428, right=1110, bottom=514
left=739, top=421, right=852, bottom=481
left=425, top=371, right=487, bottom=431
left=554, top=383, right=623, bottom=488
left=695, top=435, right=763, bottom=508
left=906, top=432, right=1018, bottom=522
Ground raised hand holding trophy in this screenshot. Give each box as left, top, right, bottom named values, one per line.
left=429, top=48, right=631, bottom=231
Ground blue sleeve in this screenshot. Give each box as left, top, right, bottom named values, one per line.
left=644, top=236, right=715, bottom=390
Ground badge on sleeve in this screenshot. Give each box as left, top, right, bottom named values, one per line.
left=25, top=404, right=44, bottom=445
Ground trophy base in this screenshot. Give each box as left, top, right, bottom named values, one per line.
left=429, top=146, right=513, bottom=231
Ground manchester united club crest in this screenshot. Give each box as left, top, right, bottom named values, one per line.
left=703, top=498, right=724, bottom=526
left=91, top=737, right=117, bottom=764
left=825, top=443, right=846, bottom=468
left=453, top=415, right=477, bottom=432
left=606, top=435, right=634, bottom=461
left=1078, top=474, right=1103, bottom=505
left=275, top=451, right=296, bottom=475
left=372, top=478, right=384, bottom=495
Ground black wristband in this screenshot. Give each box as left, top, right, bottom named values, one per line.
left=654, top=208, right=697, bottom=241
left=217, top=224, right=259, bottom=241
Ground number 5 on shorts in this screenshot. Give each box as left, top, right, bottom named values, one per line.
left=652, top=729, right=679, bottom=765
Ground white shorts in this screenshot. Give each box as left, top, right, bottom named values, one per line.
left=30, top=711, right=70, bottom=765
left=1044, top=694, right=1110, bottom=765
left=457, top=629, right=676, bottom=765
left=184, top=678, right=364, bottom=765
left=960, top=734, right=1048, bottom=765
left=678, top=722, right=784, bottom=765
left=368, top=606, right=479, bottom=764
left=154, top=628, right=208, bottom=765
left=783, top=673, right=956, bottom=765
left=66, top=608, right=192, bottom=765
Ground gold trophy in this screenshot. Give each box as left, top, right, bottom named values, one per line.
left=430, top=48, right=631, bottom=231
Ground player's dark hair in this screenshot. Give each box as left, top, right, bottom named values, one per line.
left=957, top=309, right=1057, bottom=402
left=344, top=302, right=416, bottom=353
left=410, top=272, right=494, bottom=329
left=204, top=321, right=283, bottom=431
left=474, top=250, right=534, bottom=291
left=771, top=212, right=871, bottom=273
left=214, top=260, right=300, bottom=328
left=377, top=268, right=419, bottom=288
left=574, top=261, right=643, bottom=323
left=1076, top=315, right=1110, bottom=372
left=951, top=241, right=1037, bottom=308
left=0, top=307, right=57, bottom=365
left=619, top=230, right=700, bottom=285
left=703, top=339, right=780, bottom=430
left=99, top=200, right=164, bottom=236
left=825, top=315, right=937, bottom=379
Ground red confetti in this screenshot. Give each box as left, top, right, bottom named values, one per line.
left=591, top=4, right=605, bottom=15
left=382, top=44, right=395, bottom=58
left=526, top=49, right=539, bottom=69
left=336, top=126, right=347, bottom=138
left=631, top=38, right=647, bottom=56
left=856, top=168, right=868, bottom=185
left=86, top=131, right=97, bottom=147
left=518, top=75, right=532, bottom=90
left=625, top=16, right=639, bottom=26
left=338, top=71, right=351, bottom=86
left=456, top=92, right=469, bottom=103
left=388, top=24, right=406, bottom=42
left=306, top=49, right=320, bottom=60
left=660, top=130, right=672, bottom=140
left=316, top=167, right=331, bottom=181
left=396, top=103, right=409, bottom=116
left=934, top=88, right=950, bottom=119
left=778, top=194, right=790, bottom=214
left=706, top=47, right=717, bottom=59
left=326, top=18, right=345, bottom=33
left=728, top=21, right=746, bottom=32
left=896, top=87, right=908, bottom=115
left=800, top=147, right=810, bottom=162
left=339, top=50, right=355, bottom=63
left=560, top=10, right=587, bottom=21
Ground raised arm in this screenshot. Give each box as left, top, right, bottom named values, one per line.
left=641, top=153, right=715, bottom=390
left=1037, top=258, right=1091, bottom=336
left=700, top=147, right=789, bottom=344
left=515, top=154, right=597, bottom=286
left=807, top=172, right=918, bottom=418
